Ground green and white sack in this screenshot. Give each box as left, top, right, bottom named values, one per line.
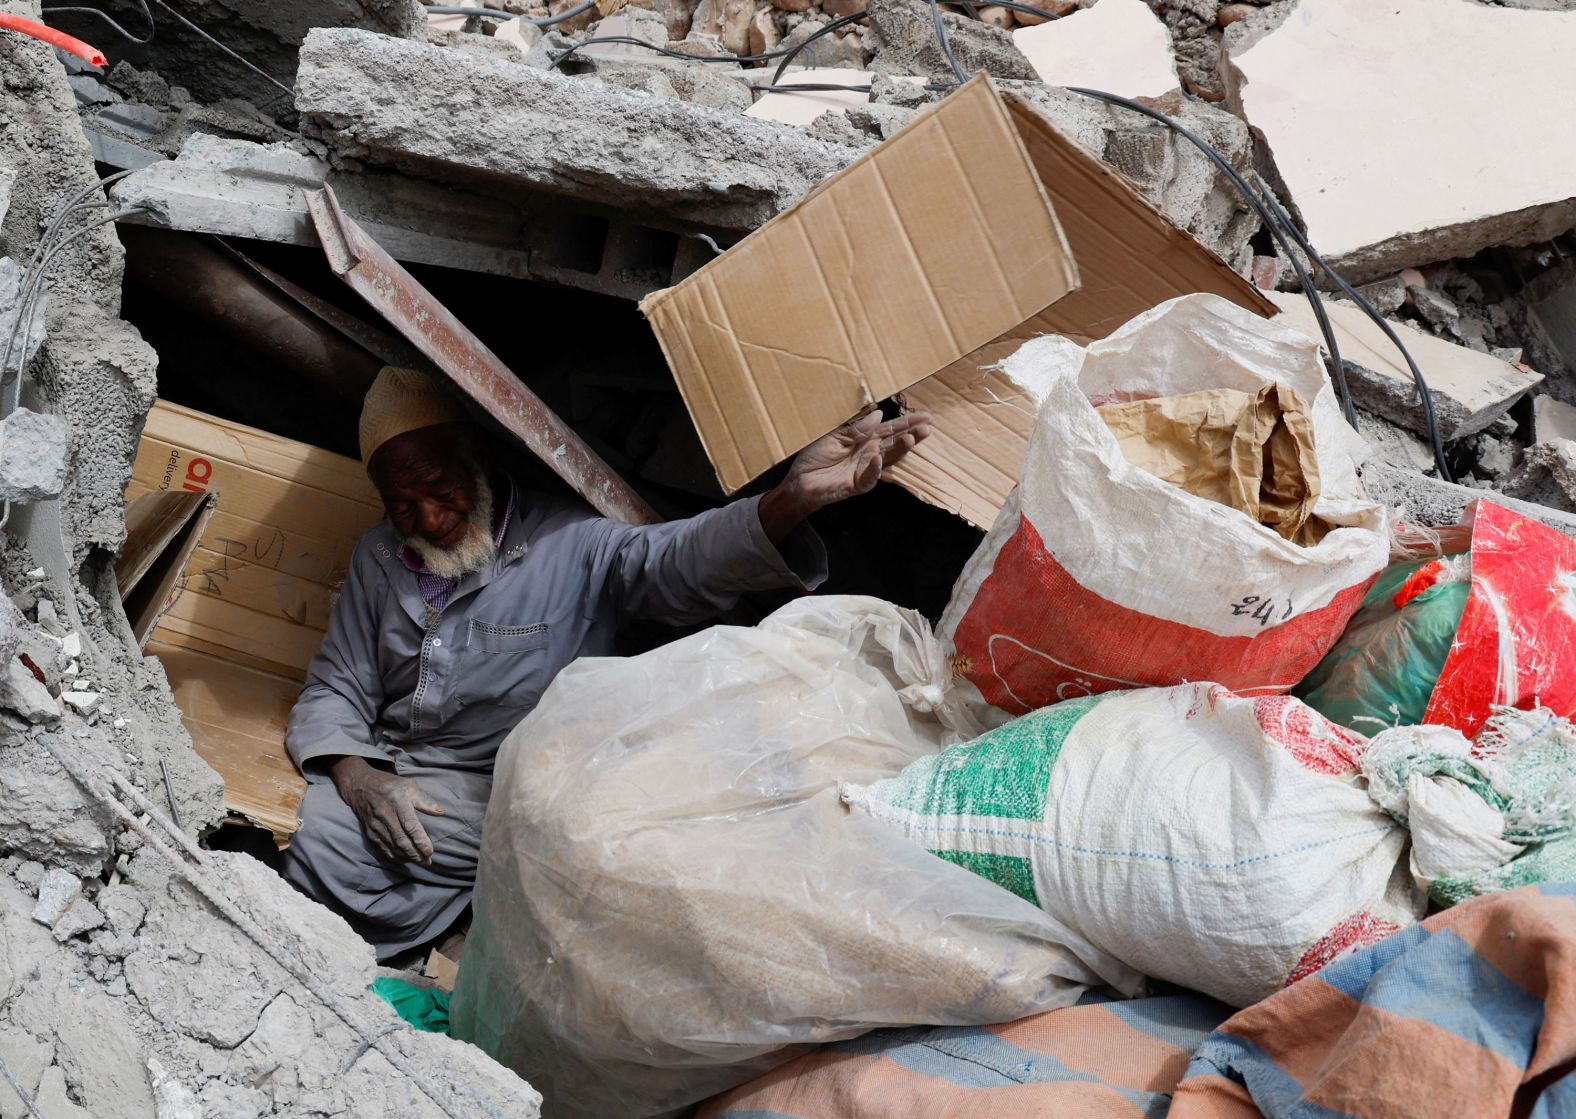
left=843, top=682, right=1425, bottom=1008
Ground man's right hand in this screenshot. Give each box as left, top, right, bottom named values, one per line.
left=328, top=755, right=447, bottom=865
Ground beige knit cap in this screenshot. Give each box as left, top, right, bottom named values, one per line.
left=358, top=366, right=469, bottom=465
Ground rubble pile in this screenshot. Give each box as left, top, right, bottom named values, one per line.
left=0, top=0, right=1573, bottom=1112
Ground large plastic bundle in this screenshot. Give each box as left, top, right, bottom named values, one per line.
left=845, top=682, right=1425, bottom=1008
left=449, top=597, right=1127, bottom=1119
left=941, top=294, right=1390, bottom=716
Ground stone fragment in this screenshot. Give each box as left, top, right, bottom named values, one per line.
left=1473, top=433, right=1518, bottom=480
left=822, top=0, right=870, bottom=17
left=51, top=897, right=105, bottom=941
left=652, top=0, right=692, bottom=38
left=1, top=659, right=60, bottom=724
left=0, top=409, right=66, bottom=505
left=1356, top=275, right=1407, bottom=317
left=749, top=7, right=783, bottom=53
left=1267, top=291, right=1542, bottom=441
left=1217, top=1, right=1256, bottom=24
left=1408, top=284, right=1460, bottom=328
left=771, top=0, right=814, bottom=11
left=98, top=885, right=146, bottom=935
left=31, top=869, right=80, bottom=927
left=59, top=633, right=79, bottom=659
left=1223, top=0, right=1576, bottom=282
left=979, top=5, right=1014, bottom=28
left=493, top=16, right=543, bottom=55
left=1504, top=439, right=1576, bottom=510
left=14, top=860, right=43, bottom=892
left=1014, top=0, right=1179, bottom=98
left=664, top=65, right=753, bottom=111
left=59, top=691, right=99, bottom=717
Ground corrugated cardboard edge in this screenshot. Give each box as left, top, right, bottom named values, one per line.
left=640, top=74, right=1080, bottom=494
left=886, top=92, right=1277, bottom=529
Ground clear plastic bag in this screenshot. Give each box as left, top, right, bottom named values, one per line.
left=449, top=596, right=1128, bottom=1119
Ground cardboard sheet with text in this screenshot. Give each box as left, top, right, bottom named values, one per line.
left=125, top=401, right=383, bottom=839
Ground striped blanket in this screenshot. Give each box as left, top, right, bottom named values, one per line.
left=702, top=884, right=1575, bottom=1119
left=1171, top=881, right=1576, bottom=1119
left=698, top=992, right=1232, bottom=1119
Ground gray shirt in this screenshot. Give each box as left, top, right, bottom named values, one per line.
left=286, top=483, right=828, bottom=777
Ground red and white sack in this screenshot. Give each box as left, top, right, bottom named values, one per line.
left=941, top=294, right=1390, bottom=716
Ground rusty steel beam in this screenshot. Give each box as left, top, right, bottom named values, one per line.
left=303, top=184, right=660, bottom=526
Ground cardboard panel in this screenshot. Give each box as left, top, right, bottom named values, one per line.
left=887, top=92, right=1278, bottom=529
left=641, top=75, right=1079, bottom=493
left=126, top=400, right=382, bottom=677
left=152, top=641, right=305, bottom=839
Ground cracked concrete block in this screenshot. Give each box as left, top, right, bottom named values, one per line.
left=50, top=898, right=104, bottom=942
left=0, top=735, right=117, bottom=874
left=1504, top=438, right=1576, bottom=510
left=30, top=870, right=80, bottom=927
left=112, top=134, right=536, bottom=279
left=868, top=0, right=1036, bottom=78
left=0, top=409, right=68, bottom=504
left=1015, top=0, right=1180, bottom=98
left=31, top=1066, right=88, bottom=1119
left=1224, top=0, right=1576, bottom=283
left=1267, top=291, right=1543, bottom=441
left=295, top=28, right=861, bottom=232
left=57, top=691, right=98, bottom=717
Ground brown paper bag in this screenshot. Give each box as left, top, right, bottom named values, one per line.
left=1098, top=382, right=1328, bottom=546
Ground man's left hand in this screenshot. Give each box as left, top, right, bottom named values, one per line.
left=759, top=410, right=933, bottom=541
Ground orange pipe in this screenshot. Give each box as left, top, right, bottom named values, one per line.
left=0, top=13, right=107, bottom=67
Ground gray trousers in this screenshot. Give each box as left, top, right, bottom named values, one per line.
left=281, top=766, right=493, bottom=961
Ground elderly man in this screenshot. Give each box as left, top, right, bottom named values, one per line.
left=282, top=366, right=931, bottom=959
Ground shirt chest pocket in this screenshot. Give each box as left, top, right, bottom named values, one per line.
left=454, top=620, right=551, bottom=711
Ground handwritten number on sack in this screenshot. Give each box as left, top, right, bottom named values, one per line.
left=1229, top=595, right=1294, bottom=627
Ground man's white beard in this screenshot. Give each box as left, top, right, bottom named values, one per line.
left=402, top=473, right=497, bottom=579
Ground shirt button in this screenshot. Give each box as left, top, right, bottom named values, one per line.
left=431, top=638, right=441, bottom=647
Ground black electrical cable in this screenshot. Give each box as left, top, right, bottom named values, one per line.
left=751, top=82, right=874, bottom=94
left=553, top=11, right=868, bottom=71
left=1258, top=188, right=1453, bottom=480
left=927, top=0, right=967, bottom=82
left=40, top=0, right=154, bottom=43
left=1066, top=88, right=1358, bottom=429
left=425, top=1, right=597, bottom=26
left=768, top=11, right=870, bottom=82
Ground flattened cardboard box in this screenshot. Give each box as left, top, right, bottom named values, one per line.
left=642, top=75, right=1079, bottom=495
left=643, top=76, right=1275, bottom=529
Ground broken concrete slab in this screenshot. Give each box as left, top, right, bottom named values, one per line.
left=1362, top=458, right=1576, bottom=539
left=1223, top=0, right=1576, bottom=283
left=294, top=28, right=863, bottom=233
left=50, top=897, right=104, bottom=942
left=1536, top=394, right=1576, bottom=444
left=112, top=134, right=536, bottom=279
left=1267, top=290, right=1543, bottom=441
left=1015, top=0, right=1180, bottom=99
left=1503, top=438, right=1576, bottom=511
left=0, top=409, right=68, bottom=504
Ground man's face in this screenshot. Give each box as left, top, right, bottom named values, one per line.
left=369, top=424, right=499, bottom=580
left=369, top=424, right=479, bottom=548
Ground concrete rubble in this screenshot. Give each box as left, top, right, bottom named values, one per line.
left=1222, top=0, right=1576, bottom=283
left=0, top=0, right=1573, bottom=1111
